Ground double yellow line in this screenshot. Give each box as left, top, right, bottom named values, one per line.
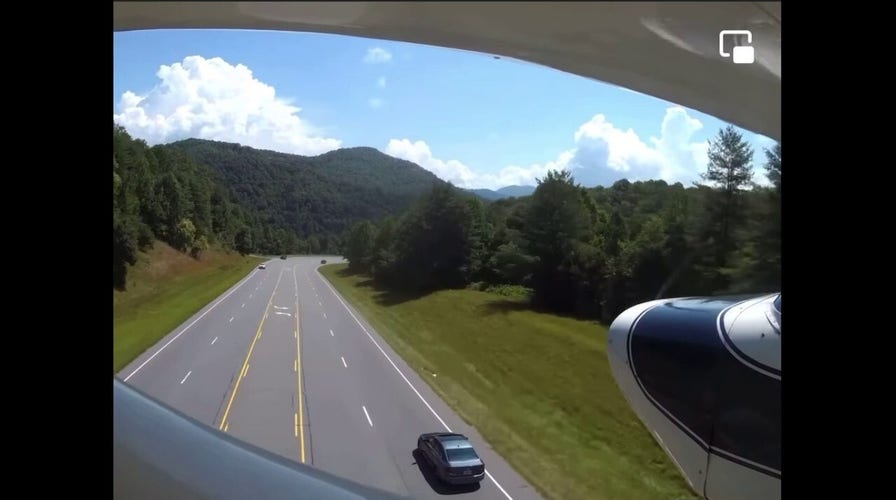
left=295, top=298, right=305, bottom=463
left=219, top=268, right=283, bottom=432
left=218, top=264, right=307, bottom=466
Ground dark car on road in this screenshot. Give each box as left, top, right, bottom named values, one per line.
left=416, top=433, right=485, bottom=485
left=280, top=255, right=287, bottom=260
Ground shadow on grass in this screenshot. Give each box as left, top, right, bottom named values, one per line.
left=479, top=299, right=532, bottom=315
left=479, top=297, right=606, bottom=326
left=333, top=267, right=434, bottom=306
left=411, top=449, right=482, bottom=495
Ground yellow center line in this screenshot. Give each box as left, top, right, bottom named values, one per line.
left=296, top=297, right=306, bottom=463
left=219, top=267, right=284, bottom=431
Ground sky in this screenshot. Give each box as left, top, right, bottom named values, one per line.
left=113, top=30, right=778, bottom=190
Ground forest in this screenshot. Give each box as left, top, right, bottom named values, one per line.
left=342, top=125, right=781, bottom=321
left=113, top=124, right=446, bottom=289
left=115, top=121, right=780, bottom=321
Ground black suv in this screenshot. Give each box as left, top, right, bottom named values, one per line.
left=416, top=433, right=485, bottom=484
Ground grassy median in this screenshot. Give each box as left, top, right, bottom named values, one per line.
left=113, top=242, right=263, bottom=373
left=320, top=263, right=692, bottom=500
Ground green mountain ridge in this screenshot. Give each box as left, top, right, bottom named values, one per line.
left=113, top=127, right=449, bottom=289
left=166, top=138, right=448, bottom=238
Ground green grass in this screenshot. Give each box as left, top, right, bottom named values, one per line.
left=113, top=242, right=263, bottom=373
left=320, top=264, right=693, bottom=500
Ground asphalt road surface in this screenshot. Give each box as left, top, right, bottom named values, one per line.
left=119, top=256, right=543, bottom=500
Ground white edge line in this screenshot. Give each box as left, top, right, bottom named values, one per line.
left=341, top=356, right=347, bottom=368
left=229, top=317, right=234, bottom=323
left=362, top=405, right=373, bottom=427
left=329, top=329, right=334, bottom=336
left=316, top=268, right=514, bottom=500
left=211, top=336, right=218, bottom=345
left=122, top=271, right=257, bottom=382
left=180, top=371, right=192, bottom=384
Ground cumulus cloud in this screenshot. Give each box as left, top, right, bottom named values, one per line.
left=385, top=137, right=572, bottom=190
left=364, top=47, right=392, bottom=64
left=386, top=106, right=713, bottom=190
left=386, top=139, right=478, bottom=187
left=377, top=76, right=387, bottom=88
left=368, top=98, right=385, bottom=109
left=568, top=107, right=707, bottom=187
left=113, top=55, right=341, bottom=156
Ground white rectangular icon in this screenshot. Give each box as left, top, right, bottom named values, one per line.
left=719, top=30, right=754, bottom=65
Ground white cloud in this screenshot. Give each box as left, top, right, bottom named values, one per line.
left=368, top=98, right=385, bottom=109
left=385, top=138, right=571, bottom=190
left=377, top=76, right=387, bottom=88
left=113, top=55, right=341, bottom=156
left=568, top=107, right=707, bottom=187
left=385, top=106, right=720, bottom=190
left=386, top=139, right=478, bottom=187
left=364, top=47, right=392, bottom=64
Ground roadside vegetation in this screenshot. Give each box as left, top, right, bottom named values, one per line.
left=113, top=242, right=261, bottom=372
left=321, top=264, right=692, bottom=500
left=331, top=126, right=780, bottom=498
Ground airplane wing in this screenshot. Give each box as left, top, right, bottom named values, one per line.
left=113, top=1, right=780, bottom=141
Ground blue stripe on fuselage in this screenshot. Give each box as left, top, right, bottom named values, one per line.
left=627, top=297, right=781, bottom=477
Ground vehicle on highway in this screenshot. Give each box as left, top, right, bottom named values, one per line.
left=258, top=264, right=266, bottom=270
left=280, top=255, right=287, bottom=260
left=320, top=259, right=327, bottom=264
left=416, top=432, right=485, bottom=484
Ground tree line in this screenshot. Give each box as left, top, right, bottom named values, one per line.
left=113, top=125, right=448, bottom=289
left=342, top=126, right=781, bottom=322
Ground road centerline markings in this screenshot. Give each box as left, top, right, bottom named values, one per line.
left=293, top=265, right=306, bottom=464
left=180, top=371, right=192, bottom=384
left=219, top=267, right=284, bottom=432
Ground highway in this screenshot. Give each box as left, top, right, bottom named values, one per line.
left=118, top=256, right=543, bottom=500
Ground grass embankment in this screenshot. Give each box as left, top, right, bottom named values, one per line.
left=320, top=263, right=692, bottom=500
left=113, top=242, right=263, bottom=372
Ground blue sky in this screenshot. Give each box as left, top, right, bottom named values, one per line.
left=113, top=29, right=777, bottom=190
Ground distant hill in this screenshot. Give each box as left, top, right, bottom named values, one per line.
left=467, top=185, right=536, bottom=200
left=167, top=139, right=447, bottom=240
left=114, top=126, right=450, bottom=288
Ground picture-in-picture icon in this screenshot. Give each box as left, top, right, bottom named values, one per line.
left=719, top=30, right=754, bottom=64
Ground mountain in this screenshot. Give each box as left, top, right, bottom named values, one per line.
left=114, top=126, right=451, bottom=288
left=497, top=185, right=536, bottom=197
left=467, top=185, right=536, bottom=200
left=468, top=188, right=505, bottom=201
left=167, top=139, right=447, bottom=239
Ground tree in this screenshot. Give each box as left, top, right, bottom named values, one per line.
left=696, top=125, right=755, bottom=291
left=524, top=170, right=591, bottom=312
left=726, top=142, right=781, bottom=292
left=345, top=221, right=376, bottom=273
left=389, top=184, right=473, bottom=291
